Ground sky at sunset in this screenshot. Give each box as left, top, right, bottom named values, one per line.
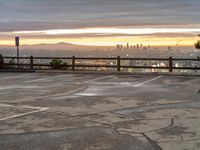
left=0, top=0, right=200, bottom=46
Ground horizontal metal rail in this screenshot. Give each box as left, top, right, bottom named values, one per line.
left=1, top=55, right=200, bottom=72
left=120, top=58, right=169, bottom=61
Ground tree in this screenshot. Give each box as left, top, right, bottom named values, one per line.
left=195, top=41, right=200, bottom=49
left=195, top=34, right=200, bottom=49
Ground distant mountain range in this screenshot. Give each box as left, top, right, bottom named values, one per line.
left=0, top=42, right=113, bottom=50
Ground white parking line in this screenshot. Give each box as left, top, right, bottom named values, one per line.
left=21, top=86, right=88, bottom=101
left=0, top=103, right=49, bottom=122
left=21, top=75, right=114, bottom=100
left=134, top=75, right=162, bottom=87
left=0, top=108, right=48, bottom=122
left=25, top=74, right=70, bottom=83
left=0, top=73, right=33, bottom=80
left=77, top=75, right=115, bottom=84
left=0, top=103, right=47, bottom=110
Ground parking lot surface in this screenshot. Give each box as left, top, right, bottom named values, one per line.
left=0, top=72, right=200, bottom=150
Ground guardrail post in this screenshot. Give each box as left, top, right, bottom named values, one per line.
left=72, top=56, right=76, bottom=70
left=0, top=54, right=4, bottom=69
left=30, top=56, right=33, bottom=69
left=117, top=56, right=121, bottom=72
left=169, top=56, right=173, bottom=72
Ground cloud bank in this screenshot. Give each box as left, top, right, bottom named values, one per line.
left=0, top=0, right=200, bottom=31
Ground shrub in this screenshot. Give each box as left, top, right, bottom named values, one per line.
left=9, top=58, right=16, bottom=64
left=62, top=62, right=68, bottom=69
left=8, top=58, right=16, bottom=68
left=50, top=59, right=68, bottom=69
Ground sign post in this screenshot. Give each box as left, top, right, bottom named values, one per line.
left=15, top=37, right=20, bottom=68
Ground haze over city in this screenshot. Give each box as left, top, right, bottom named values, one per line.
left=0, top=0, right=200, bottom=47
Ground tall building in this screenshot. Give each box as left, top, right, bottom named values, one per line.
left=136, top=44, right=139, bottom=49
left=168, top=46, right=172, bottom=51
left=116, top=44, right=120, bottom=50
left=127, top=43, right=129, bottom=50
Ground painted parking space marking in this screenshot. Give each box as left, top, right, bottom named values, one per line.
left=25, top=74, right=71, bottom=83
left=134, top=75, right=162, bottom=87
left=77, top=75, right=115, bottom=84
left=22, top=75, right=114, bottom=100
left=21, top=85, right=88, bottom=101
left=0, top=103, right=49, bottom=122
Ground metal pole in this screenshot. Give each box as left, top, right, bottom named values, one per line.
left=15, top=37, right=20, bottom=69
left=17, top=46, right=19, bottom=68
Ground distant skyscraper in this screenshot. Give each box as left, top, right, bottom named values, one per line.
left=168, top=46, right=172, bottom=51
left=136, top=44, right=139, bottom=49
left=147, top=45, right=150, bottom=51
left=116, top=44, right=120, bottom=50
left=127, top=43, right=129, bottom=50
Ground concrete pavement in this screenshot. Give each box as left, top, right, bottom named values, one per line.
left=0, top=72, right=200, bottom=150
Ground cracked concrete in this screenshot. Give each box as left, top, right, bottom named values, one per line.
left=0, top=73, right=200, bottom=150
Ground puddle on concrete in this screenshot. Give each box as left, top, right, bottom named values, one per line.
left=75, top=93, right=97, bottom=96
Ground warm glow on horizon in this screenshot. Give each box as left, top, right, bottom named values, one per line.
left=0, top=36, right=199, bottom=47
left=0, top=27, right=199, bottom=47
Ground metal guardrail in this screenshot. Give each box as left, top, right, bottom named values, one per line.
left=1, top=56, right=200, bottom=72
